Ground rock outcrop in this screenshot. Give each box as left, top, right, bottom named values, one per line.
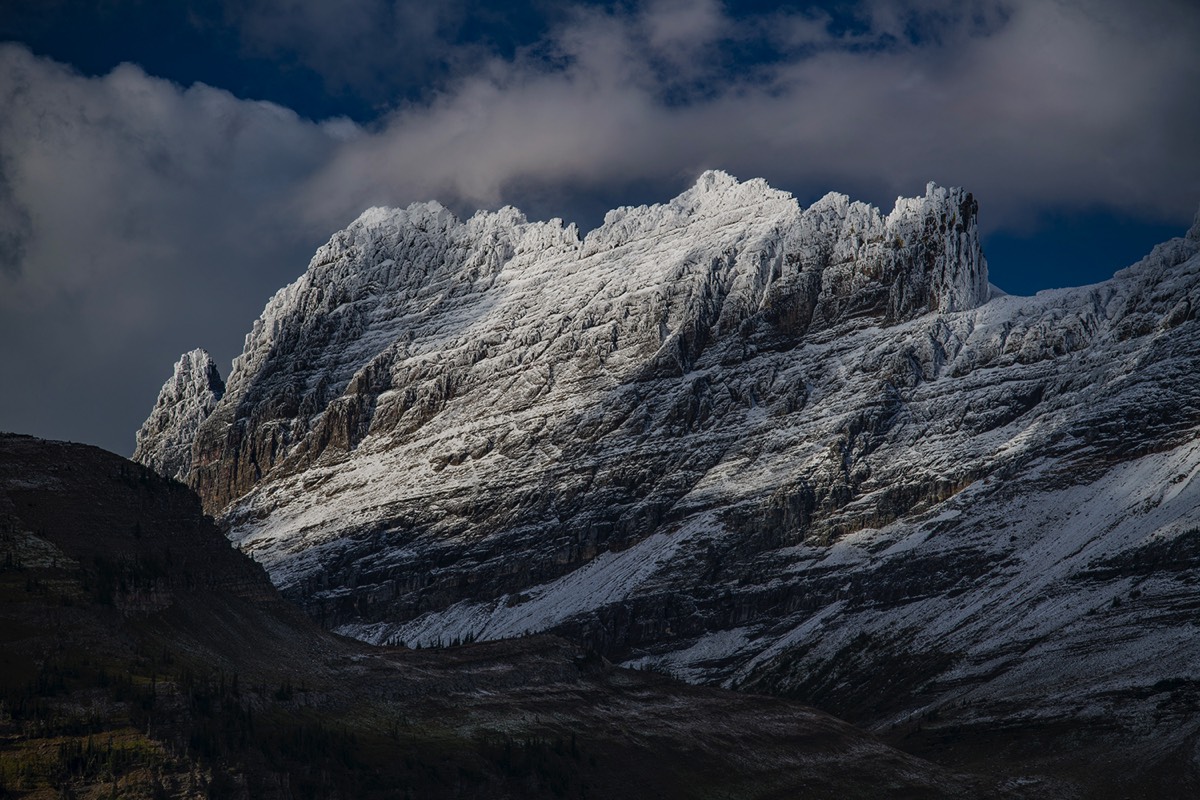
left=132, top=348, right=224, bottom=482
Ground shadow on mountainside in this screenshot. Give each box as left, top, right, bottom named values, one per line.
left=0, top=433, right=1037, bottom=799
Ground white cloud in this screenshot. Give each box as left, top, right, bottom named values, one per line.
left=297, top=0, right=1200, bottom=228
left=641, top=0, right=724, bottom=69
left=0, top=45, right=350, bottom=452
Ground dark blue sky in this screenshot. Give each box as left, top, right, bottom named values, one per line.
left=1, top=0, right=1198, bottom=454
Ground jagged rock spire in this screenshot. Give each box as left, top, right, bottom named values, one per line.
left=133, top=348, right=224, bottom=482
left=887, top=182, right=989, bottom=313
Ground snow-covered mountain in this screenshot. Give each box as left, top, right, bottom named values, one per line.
left=137, top=172, right=1200, bottom=780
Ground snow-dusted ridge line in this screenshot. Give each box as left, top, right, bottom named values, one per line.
left=136, top=171, right=1200, bottom=760
left=169, top=169, right=993, bottom=513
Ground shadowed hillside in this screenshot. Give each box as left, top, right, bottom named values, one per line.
left=0, top=433, right=1022, bottom=799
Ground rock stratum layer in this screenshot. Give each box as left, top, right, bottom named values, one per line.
left=139, top=172, right=1200, bottom=788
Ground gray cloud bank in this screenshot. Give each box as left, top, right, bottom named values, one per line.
left=1, top=0, right=1198, bottom=454
left=304, top=0, right=1200, bottom=224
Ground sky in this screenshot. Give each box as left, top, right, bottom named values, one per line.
left=0, top=0, right=1198, bottom=457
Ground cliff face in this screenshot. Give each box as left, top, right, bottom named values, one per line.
left=135, top=172, right=1200, bottom=786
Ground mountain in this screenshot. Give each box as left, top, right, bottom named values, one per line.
left=2, top=433, right=1010, bottom=798
left=137, top=171, right=1200, bottom=792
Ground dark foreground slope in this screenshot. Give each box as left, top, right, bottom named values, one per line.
left=0, top=433, right=1023, bottom=799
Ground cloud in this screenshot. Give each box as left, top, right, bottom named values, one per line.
left=221, top=0, right=474, bottom=102
left=1, top=0, right=1198, bottom=454
left=0, top=44, right=351, bottom=453
left=0, top=155, right=31, bottom=275
left=298, top=0, right=1200, bottom=228
left=640, top=0, right=724, bottom=71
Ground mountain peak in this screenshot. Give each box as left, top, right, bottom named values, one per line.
left=132, top=348, right=224, bottom=482
left=675, top=169, right=792, bottom=210
left=586, top=170, right=795, bottom=255
left=690, top=168, right=741, bottom=192
left=1189, top=203, right=1200, bottom=242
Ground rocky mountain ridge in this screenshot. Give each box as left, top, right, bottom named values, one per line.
left=137, top=171, right=1200, bottom=789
